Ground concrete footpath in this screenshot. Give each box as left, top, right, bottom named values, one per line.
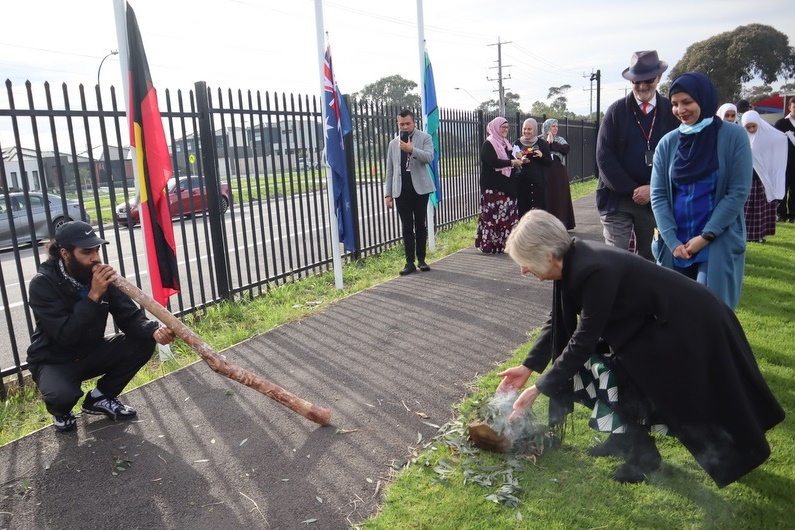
left=0, top=195, right=603, bottom=530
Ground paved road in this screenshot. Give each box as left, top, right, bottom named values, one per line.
left=0, top=195, right=602, bottom=529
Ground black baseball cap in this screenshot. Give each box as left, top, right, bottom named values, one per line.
left=54, top=221, right=108, bottom=248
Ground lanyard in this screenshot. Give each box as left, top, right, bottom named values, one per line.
left=632, top=106, right=657, bottom=150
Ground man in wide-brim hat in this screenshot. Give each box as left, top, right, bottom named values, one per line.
left=590, top=49, right=679, bottom=479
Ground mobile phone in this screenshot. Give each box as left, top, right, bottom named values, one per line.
left=400, top=131, right=410, bottom=143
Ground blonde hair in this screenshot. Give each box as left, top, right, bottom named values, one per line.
left=506, top=210, right=572, bottom=273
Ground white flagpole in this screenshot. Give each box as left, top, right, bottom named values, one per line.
left=314, top=0, right=344, bottom=289
left=112, top=0, right=144, bottom=241
left=112, top=0, right=131, bottom=145
left=112, top=0, right=174, bottom=360
left=416, top=0, right=436, bottom=251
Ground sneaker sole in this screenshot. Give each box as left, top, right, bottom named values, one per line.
left=81, top=407, right=137, bottom=421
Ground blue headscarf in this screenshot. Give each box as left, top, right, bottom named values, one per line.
left=669, top=72, right=723, bottom=185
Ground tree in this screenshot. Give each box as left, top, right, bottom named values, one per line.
left=529, top=85, right=576, bottom=119
left=530, top=101, right=555, bottom=117
left=353, top=74, right=420, bottom=109
left=476, top=91, right=522, bottom=115
left=779, top=82, right=795, bottom=93
left=740, top=84, right=774, bottom=101
left=668, top=24, right=795, bottom=102
left=547, top=84, right=572, bottom=115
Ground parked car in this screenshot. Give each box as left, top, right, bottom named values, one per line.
left=0, top=192, right=90, bottom=249
left=116, top=176, right=231, bottom=226
left=297, top=157, right=319, bottom=171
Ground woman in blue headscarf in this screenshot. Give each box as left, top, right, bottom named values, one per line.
left=650, top=72, right=752, bottom=309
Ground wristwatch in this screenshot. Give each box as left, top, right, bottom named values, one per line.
left=701, top=231, right=716, bottom=243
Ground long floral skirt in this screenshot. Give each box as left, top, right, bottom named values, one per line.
left=475, top=189, right=518, bottom=253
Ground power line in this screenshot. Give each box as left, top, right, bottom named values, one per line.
left=511, top=43, right=582, bottom=75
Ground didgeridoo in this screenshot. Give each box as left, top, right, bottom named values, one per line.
left=112, top=275, right=332, bottom=426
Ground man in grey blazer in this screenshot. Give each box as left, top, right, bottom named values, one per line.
left=384, top=109, right=437, bottom=275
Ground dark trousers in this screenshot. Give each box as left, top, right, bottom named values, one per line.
left=30, top=333, right=155, bottom=416
left=395, top=188, right=430, bottom=264
left=599, top=195, right=656, bottom=261
left=777, top=166, right=795, bottom=220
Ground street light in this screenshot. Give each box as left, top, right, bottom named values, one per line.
left=454, top=87, right=481, bottom=106
left=97, top=50, right=119, bottom=88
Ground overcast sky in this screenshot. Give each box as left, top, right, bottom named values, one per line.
left=2, top=0, right=794, bottom=124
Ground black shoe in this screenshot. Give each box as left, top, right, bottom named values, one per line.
left=789, top=217, right=795, bottom=224
left=53, top=411, right=77, bottom=432
left=399, top=263, right=416, bottom=276
left=82, top=391, right=137, bottom=421
left=418, top=261, right=431, bottom=272
left=776, top=215, right=786, bottom=223
left=587, top=433, right=631, bottom=458
left=610, top=430, right=661, bottom=484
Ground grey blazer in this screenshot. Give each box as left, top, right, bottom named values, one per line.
left=384, top=128, right=437, bottom=197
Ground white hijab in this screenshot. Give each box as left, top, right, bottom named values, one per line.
left=716, top=103, right=737, bottom=123
left=741, top=111, right=787, bottom=202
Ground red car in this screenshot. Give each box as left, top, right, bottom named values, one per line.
left=116, top=176, right=231, bottom=225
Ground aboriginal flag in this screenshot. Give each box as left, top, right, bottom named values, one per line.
left=125, top=4, right=179, bottom=305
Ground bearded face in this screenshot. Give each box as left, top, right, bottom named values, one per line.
left=63, top=248, right=97, bottom=285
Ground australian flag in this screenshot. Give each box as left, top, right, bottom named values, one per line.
left=323, top=45, right=355, bottom=252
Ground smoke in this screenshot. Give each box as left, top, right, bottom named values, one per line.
left=478, top=390, right=550, bottom=454
left=483, top=390, right=522, bottom=441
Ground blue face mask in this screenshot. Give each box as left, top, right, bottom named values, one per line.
left=678, top=116, right=714, bottom=135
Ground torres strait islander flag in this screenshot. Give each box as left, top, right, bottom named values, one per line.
left=423, top=47, right=442, bottom=206
left=125, top=3, right=179, bottom=305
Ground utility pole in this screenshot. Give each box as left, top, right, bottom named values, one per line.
left=592, top=69, right=601, bottom=179
left=582, top=69, right=602, bottom=121
left=592, top=69, right=601, bottom=126
left=583, top=70, right=595, bottom=117
left=487, top=37, right=511, bottom=115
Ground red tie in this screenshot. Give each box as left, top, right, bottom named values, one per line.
left=642, top=102, right=649, bottom=115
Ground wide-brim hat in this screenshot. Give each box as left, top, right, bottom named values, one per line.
left=622, top=50, right=668, bottom=82
left=55, top=220, right=108, bottom=248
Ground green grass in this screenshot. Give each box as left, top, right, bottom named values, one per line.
left=77, top=164, right=482, bottom=226
left=361, top=213, right=795, bottom=529
left=74, top=173, right=316, bottom=225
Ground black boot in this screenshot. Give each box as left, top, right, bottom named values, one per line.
left=399, top=263, right=416, bottom=276
left=611, top=428, right=661, bottom=484
left=587, top=433, right=631, bottom=458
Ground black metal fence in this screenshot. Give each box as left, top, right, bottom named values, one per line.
left=0, top=79, right=597, bottom=390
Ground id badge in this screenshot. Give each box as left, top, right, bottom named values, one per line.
left=645, top=149, right=655, bottom=166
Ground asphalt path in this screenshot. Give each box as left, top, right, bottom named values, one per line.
left=0, top=194, right=602, bottom=529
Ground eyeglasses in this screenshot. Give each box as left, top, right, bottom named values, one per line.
left=632, top=77, right=657, bottom=85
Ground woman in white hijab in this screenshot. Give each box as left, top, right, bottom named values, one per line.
left=740, top=111, right=787, bottom=243
left=716, top=103, right=738, bottom=123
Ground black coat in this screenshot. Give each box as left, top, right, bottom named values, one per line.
left=514, top=138, right=552, bottom=216
left=523, top=240, right=785, bottom=487
left=27, top=259, right=158, bottom=365
left=479, top=141, right=518, bottom=197
left=595, top=93, right=678, bottom=214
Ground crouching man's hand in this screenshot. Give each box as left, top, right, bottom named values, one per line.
left=153, top=326, right=176, bottom=345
